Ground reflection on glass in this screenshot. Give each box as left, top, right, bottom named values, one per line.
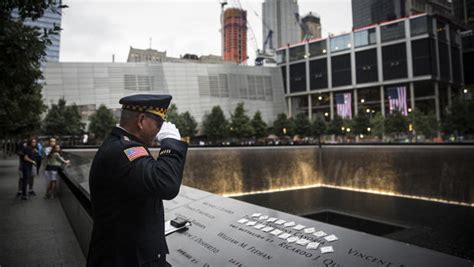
left=277, top=50, right=286, bottom=64
left=330, top=34, right=351, bottom=52
left=410, top=16, right=430, bottom=37
left=309, top=40, right=327, bottom=57
left=381, top=21, right=405, bottom=42
left=290, top=45, right=306, bottom=62
left=354, top=28, right=376, bottom=47
left=436, top=20, right=447, bottom=41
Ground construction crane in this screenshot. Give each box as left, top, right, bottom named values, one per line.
left=255, top=29, right=275, bottom=66
left=254, top=9, right=276, bottom=66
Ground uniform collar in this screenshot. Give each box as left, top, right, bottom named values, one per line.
left=111, top=126, right=145, bottom=145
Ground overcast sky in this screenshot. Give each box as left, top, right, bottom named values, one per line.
left=60, top=0, right=352, bottom=64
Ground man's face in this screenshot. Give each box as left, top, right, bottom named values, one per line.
left=139, top=113, right=163, bottom=146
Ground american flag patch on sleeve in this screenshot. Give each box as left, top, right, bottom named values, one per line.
left=124, top=146, right=149, bottom=161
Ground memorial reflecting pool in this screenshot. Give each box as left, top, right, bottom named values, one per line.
left=64, top=145, right=474, bottom=261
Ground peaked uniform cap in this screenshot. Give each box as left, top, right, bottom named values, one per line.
left=119, top=94, right=172, bottom=119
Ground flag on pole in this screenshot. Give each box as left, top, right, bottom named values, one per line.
left=335, top=93, right=352, bottom=119
left=387, top=86, right=408, bottom=115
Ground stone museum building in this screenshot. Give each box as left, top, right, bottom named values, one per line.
left=42, top=62, right=286, bottom=125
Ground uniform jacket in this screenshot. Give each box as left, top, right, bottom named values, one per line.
left=87, top=127, right=188, bottom=267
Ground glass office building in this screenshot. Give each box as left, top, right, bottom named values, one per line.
left=12, top=3, right=62, bottom=62
left=277, top=14, right=464, bottom=121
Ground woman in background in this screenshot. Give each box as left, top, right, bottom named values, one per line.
left=44, top=144, right=70, bottom=199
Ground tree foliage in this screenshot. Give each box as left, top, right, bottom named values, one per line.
left=230, top=103, right=254, bottom=139
left=384, top=110, right=409, bottom=136
left=408, top=110, right=438, bottom=139
left=0, top=1, right=66, bottom=138
left=202, top=106, right=229, bottom=142
left=165, top=104, right=197, bottom=138
left=352, top=112, right=372, bottom=135
left=43, top=99, right=85, bottom=136
left=272, top=113, right=295, bottom=136
left=294, top=113, right=311, bottom=136
left=179, top=111, right=198, bottom=138
left=251, top=111, right=268, bottom=139
left=166, top=104, right=180, bottom=125
left=442, top=99, right=474, bottom=136
left=88, top=104, right=116, bottom=142
left=327, top=115, right=344, bottom=136
left=370, top=113, right=385, bottom=138
left=311, top=114, right=327, bottom=138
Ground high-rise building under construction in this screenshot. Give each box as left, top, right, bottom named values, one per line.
left=223, top=8, right=247, bottom=64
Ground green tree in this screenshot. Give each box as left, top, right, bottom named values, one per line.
left=0, top=1, right=66, bottom=138
left=409, top=110, right=438, bottom=139
left=179, top=111, right=197, bottom=138
left=166, top=104, right=180, bottom=125
left=442, top=99, right=474, bottom=137
left=294, top=113, right=311, bottom=136
left=385, top=110, right=408, bottom=137
left=251, top=111, right=268, bottom=139
left=272, top=113, right=295, bottom=136
left=88, top=104, right=117, bottom=142
left=353, top=112, right=372, bottom=135
left=327, top=115, right=344, bottom=136
left=230, top=103, right=254, bottom=139
left=311, top=114, right=327, bottom=144
left=43, top=99, right=85, bottom=136
left=202, top=106, right=229, bottom=142
left=370, top=113, right=385, bottom=138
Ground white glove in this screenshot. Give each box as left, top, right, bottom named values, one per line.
left=157, top=122, right=181, bottom=141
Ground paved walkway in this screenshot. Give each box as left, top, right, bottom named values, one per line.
left=0, top=157, right=85, bottom=266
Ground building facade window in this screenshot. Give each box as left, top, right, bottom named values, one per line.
left=384, top=84, right=411, bottom=115
left=382, top=43, right=408, bottom=80
left=331, top=54, right=352, bottom=87
left=309, top=58, right=328, bottom=90
left=311, top=93, right=331, bottom=121
left=354, top=28, right=376, bottom=47
left=413, top=81, right=435, bottom=115
left=438, top=41, right=450, bottom=81
left=381, top=21, right=406, bottom=42
left=289, top=63, right=306, bottom=93
left=276, top=50, right=287, bottom=64
left=330, top=34, right=351, bottom=53
left=411, top=38, right=437, bottom=77
left=358, top=87, right=382, bottom=115
left=309, top=40, right=327, bottom=57
left=355, top=49, right=378, bottom=83
left=410, top=16, right=431, bottom=37
left=289, top=45, right=306, bottom=62
left=451, top=47, right=462, bottom=84
left=436, top=20, right=447, bottom=42
left=291, top=95, right=309, bottom=116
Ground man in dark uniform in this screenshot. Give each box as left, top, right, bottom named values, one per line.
left=87, top=94, right=188, bottom=267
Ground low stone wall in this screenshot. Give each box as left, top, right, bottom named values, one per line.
left=65, top=145, right=474, bottom=205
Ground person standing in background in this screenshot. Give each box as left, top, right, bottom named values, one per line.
left=44, top=138, right=57, bottom=157
left=21, top=139, right=37, bottom=200
left=44, top=144, right=70, bottom=198
left=35, top=138, right=44, bottom=176
left=16, top=139, right=27, bottom=197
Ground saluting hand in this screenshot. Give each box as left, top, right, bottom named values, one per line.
left=156, top=122, right=181, bottom=141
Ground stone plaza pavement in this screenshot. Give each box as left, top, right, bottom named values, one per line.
left=0, top=157, right=85, bottom=266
